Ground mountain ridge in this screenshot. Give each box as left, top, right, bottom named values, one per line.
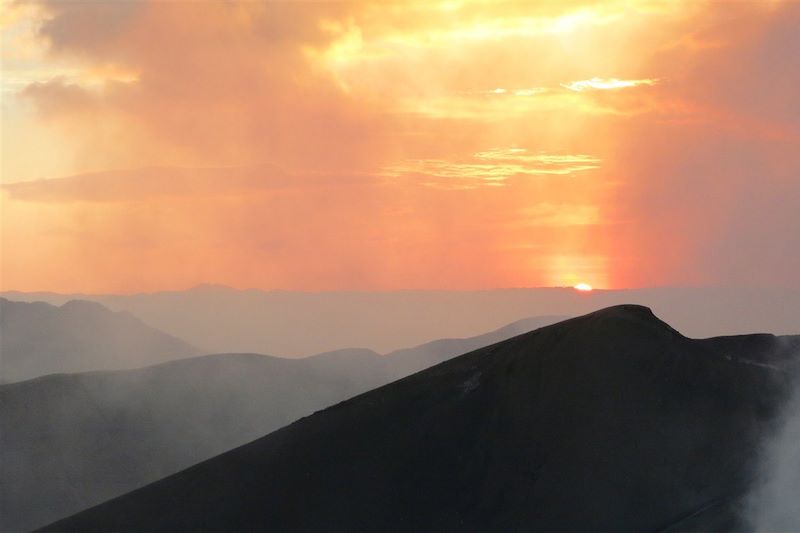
left=43, top=305, right=800, bottom=532
left=4, top=287, right=799, bottom=356
left=0, top=298, right=202, bottom=382
left=1, top=314, right=566, bottom=531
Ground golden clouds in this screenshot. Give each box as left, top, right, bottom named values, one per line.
left=561, top=77, right=660, bottom=92
left=1, top=166, right=291, bottom=202
left=2, top=0, right=800, bottom=291
left=382, top=148, right=600, bottom=189
left=5, top=0, right=668, bottom=173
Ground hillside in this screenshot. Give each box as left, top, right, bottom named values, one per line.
left=44, top=306, right=800, bottom=532
left=1, top=316, right=564, bottom=531
left=0, top=298, right=200, bottom=382
left=384, top=315, right=566, bottom=376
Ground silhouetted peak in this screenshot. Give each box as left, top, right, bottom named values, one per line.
left=187, top=283, right=238, bottom=293
left=570, top=304, right=684, bottom=337
left=1, top=298, right=200, bottom=382
left=43, top=302, right=797, bottom=533
left=303, top=347, right=379, bottom=360
left=585, top=303, right=656, bottom=319
left=60, top=299, right=112, bottom=315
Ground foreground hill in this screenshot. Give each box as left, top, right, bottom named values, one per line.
left=45, top=306, right=800, bottom=532
left=1, top=316, right=563, bottom=531
left=0, top=298, right=200, bottom=382
left=382, top=314, right=566, bottom=377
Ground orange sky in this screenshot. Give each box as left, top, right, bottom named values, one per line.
left=2, top=0, right=799, bottom=292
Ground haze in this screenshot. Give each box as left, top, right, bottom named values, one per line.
left=4, top=286, right=798, bottom=357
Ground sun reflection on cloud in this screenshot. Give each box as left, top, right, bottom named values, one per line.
left=383, top=148, right=601, bottom=187
left=386, top=8, right=616, bottom=46
left=474, top=87, right=548, bottom=97
left=561, top=77, right=660, bottom=92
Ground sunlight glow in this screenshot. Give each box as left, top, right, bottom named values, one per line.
left=382, top=149, right=601, bottom=187
left=574, top=283, right=594, bottom=292
left=561, top=77, right=660, bottom=92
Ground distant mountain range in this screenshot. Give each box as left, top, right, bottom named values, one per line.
left=0, top=310, right=563, bottom=531
left=4, top=286, right=798, bottom=356
left=0, top=298, right=201, bottom=382
left=42, top=306, right=800, bottom=532
left=0, top=295, right=563, bottom=383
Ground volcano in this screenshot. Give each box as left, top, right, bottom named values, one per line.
left=44, top=305, right=800, bottom=532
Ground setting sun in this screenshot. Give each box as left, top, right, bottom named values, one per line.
left=574, top=283, right=594, bottom=292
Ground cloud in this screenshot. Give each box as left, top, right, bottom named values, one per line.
left=2, top=0, right=800, bottom=291
left=519, top=204, right=601, bottom=227
left=0, top=158, right=611, bottom=292
left=1, top=165, right=378, bottom=203
left=382, top=148, right=601, bottom=187
left=512, top=88, right=548, bottom=96
left=11, top=0, right=390, bottom=174
left=561, top=77, right=660, bottom=92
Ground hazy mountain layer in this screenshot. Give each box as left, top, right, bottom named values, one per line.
left=0, top=298, right=200, bottom=382
left=1, top=316, right=563, bottom=531
left=4, top=286, right=798, bottom=356
left=43, top=306, right=800, bottom=532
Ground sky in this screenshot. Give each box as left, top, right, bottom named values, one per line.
left=1, top=0, right=799, bottom=293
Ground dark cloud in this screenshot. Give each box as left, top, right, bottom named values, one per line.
left=1, top=165, right=381, bottom=203
left=23, top=0, right=388, bottom=173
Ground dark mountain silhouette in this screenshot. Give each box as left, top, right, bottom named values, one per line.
left=383, top=315, right=567, bottom=376
left=43, top=306, right=800, bottom=532
left=0, top=298, right=200, bottom=382
left=1, top=316, right=564, bottom=531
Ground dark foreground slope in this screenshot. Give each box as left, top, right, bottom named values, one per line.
left=0, top=298, right=200, bottom=382
left=383, top=315, right=566, bottom=376
left=3, top=316, right=564, bottom=531
left=45, top=306, right=800, bottom=532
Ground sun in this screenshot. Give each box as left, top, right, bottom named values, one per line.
left=573, top=283, right=593, bottom=292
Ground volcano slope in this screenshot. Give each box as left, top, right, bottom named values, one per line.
left=45, top=305, right=800, bottom=532
left=2, top=315, right=565, bottom=532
